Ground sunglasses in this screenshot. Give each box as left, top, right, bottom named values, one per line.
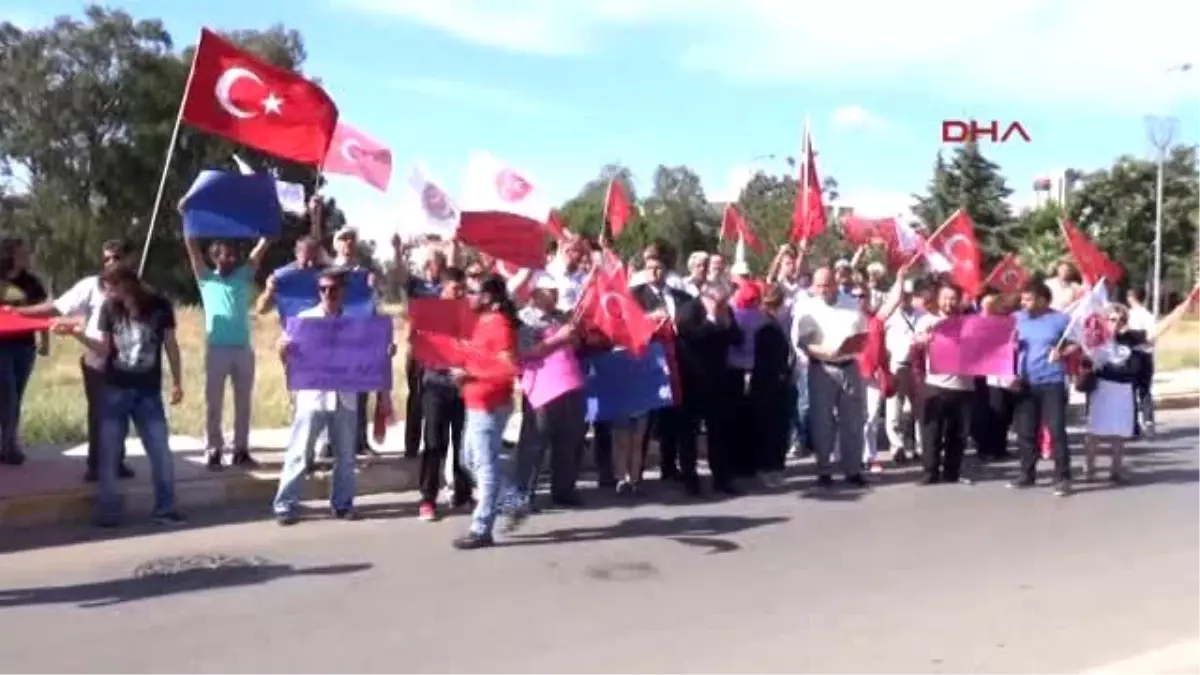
left=318, top=285, right=341, bottom=295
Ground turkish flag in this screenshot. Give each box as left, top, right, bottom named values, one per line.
left=881, top=218, right=926, bottom=270
left=925, top=209, right=983, bottom=296
left=322, top=122, right=392, bottom=191
left=408, top=297, right=476, bottom=369
left=545, top=209, right=566, bottom=240
left=790, top=129, right=827, bottom=241
left=576, top=264, right=656, bottom=357
left=0, top=310, right=51, bottom=336
left=720, top=205, right=764, bottom=253
left=457, top=151, right=549, bottom=270
left=983, top=253, right=1029, bottom=295
left=1061, top=219, right=1124, bottom=286
left=604, top=179, right=632, bottom=238
left=182, top=29, right=339, bottom=166
left=842, top=214, right=896, bottom=248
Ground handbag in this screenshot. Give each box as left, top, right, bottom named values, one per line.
left=1075, top=366, right=1097, bottom=394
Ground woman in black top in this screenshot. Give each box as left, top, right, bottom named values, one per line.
left=749, top=285, right=795, bottom=486
left=0, top=235, right=48, bottom=465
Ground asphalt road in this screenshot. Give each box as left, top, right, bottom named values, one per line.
left=1, top=410, right=1197, bottom=674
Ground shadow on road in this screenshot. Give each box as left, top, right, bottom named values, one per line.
left=0, top=560, right=372, bottom=609
left=502, top=514, right=788, bottom=554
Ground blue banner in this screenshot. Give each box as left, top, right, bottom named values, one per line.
left=274, top=266, right=375, bottom=321
left=182, top=170, right=282, bottom=239
left=584, top=341, right=674, bottom=422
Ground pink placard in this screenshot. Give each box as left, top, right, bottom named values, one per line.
left=928, top=314, right=1016, bottom=377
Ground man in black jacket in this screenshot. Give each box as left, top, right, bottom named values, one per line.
left=631, top=254, right=693, bottom=486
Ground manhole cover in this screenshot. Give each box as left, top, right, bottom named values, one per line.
left=584, top=561, right=659, bottom=582
left=133, top=554, right=273, bottom=578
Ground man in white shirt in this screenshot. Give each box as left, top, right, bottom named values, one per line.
left=1045, top=261, right=1082, bottom=311
left=912, top=283, right=976, bottom=485
left=1125, top=287, right=1157, bottom=434
left=544, top=237, right=589, bottom=312
left=680, top=252, right=709, bottom=297
left=273, top=267, right=393, bottom=524
left=12, top=239, right=133, bottom=482
left=792, top=267, right=869, bottom=487
left=883, top=280, right=925, bottom=461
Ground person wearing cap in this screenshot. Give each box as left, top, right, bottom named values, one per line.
left=749, top=284, right=795, bottom=486
left=884, top=278, right=926, bottom=463
left=727, top=281, right=768, bottom=480
left=182, top=223, right=271, bottom=471
left=833, top=258, right=856, bottom=299
left=792, top=266, right=869, bottom=488
left=507, top=271, right=587, bottom=514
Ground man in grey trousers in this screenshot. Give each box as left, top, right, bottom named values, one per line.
left=791, top=267, right=870, bottom=488
left=184, top=232, right=271, bottom=469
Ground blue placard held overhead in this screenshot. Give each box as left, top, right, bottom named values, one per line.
left=181, top=170, right=283, bottom=239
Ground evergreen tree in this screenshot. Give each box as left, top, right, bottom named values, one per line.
left=912, top=140, right=1017, bottom=266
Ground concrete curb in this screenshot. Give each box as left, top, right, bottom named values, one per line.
left=1081, top=638, right=1200, bottom=674
left=2, top=394, right=1196, bottom=531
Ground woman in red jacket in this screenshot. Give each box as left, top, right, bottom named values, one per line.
left=451, top=274, right=520, bottom=550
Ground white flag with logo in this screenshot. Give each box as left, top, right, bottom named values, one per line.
left=1064, top=278, right=1115, bottom=362
left=398, top=163, right=460, bottom=240
left=459, top=151, right=551, bottom=223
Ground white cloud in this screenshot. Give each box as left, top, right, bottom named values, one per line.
left=341, top=0, right=1200, bottom=111
left=839, top=188, right=919, bottom=222
left=389, top=76, right=572, bottom=116
left=831, top=105, right=887, bottom=132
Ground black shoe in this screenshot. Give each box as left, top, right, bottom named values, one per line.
left=84, top=467, right=98, bottom=483
left=598, top=478, right=618, bottom=489
left=919, top=474, right=941, bottom=485
left=501, top=507, right=529, bottom=534
left=231, top=450, right=258, bottom=469
left=816, top=474, right=835, bottom=488
left=713, top=481, right=741, bottom=496
left=0, top=449, right=26, bottom=465
left=954, top=476, right=974, bottom=486
left=152, top=511, right=186, bottom=526
left=682, top=476, right=702, bottom=496
left=452, top=531, right=495, bottom=550
left=1008, top=477, right=1036, bottom=489
left=319, top=444, right=333, bottom=460
left=660, top=469, right=680, bottom=482
left=550, top=493, right=584, bottom=508
left=1053, top=481, right=1072, bottom=497
left=275, top=512, right=299, bottom=526
left=205, top=449, right=223, bottom=471
left=332, top=508, right=360, bottom=520
left=92, top=514, right=121, bottom=529
left=304, top=458, right=317, bottom=475
left=118, top=463, right=135, bottom=479
left=845, top=474, right=868, bottom=488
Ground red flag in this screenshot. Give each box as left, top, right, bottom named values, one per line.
left=407, top=297, right=477, bottom=368
left=1061, top=219, right=1124, bottom=285
left=545, top=209, right=566, bottom=240
left=925, top=209, right=983, bottom=296
left=322, top=122, right=392, bottom=191
left=457, top=152, right=548, bottom=270
left=181, top=29, right=339, bottom=166
left=720, top=205, right=764, bottom=254
left=842, top=214, right=896, bottom=248
left=604, top=179, right=632, bottom=238
left=790, top=127, right=827, bottom=241
left=576, top=265, right=656, bottom=356
left=983, top=253, right=1029, bottom=295
left=0, top=310, right=51, bottom=336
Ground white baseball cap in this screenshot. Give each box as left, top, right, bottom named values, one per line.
left=834, top=258, right=851, bottom=269
left=334, top=226, right=358, bottom=241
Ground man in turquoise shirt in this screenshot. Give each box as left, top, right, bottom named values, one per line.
left=185, top=235, right=270, bottom=469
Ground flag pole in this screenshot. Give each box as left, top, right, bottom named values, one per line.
left=138, top=32, right=202, bottom=277
left=799, top=116, right=810, bottom=243
left=1055, top=277, right=1106, bottom=351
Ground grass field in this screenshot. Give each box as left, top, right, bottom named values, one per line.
left=17, top=307, right=1199, bottom=448
left=21, top=305, right=410, bottom=448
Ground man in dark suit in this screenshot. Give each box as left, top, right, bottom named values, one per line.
left=631, top=254, right=694, bottom=487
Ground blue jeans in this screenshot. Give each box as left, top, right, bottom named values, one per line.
left=462, top=406, right=512, bottom=536
left=0, top=342, right=36, bottom=455
left=792, top=367, right=810, bottom=450
left=97, top=387, right=174, bottom=520
left=274, top=403, right=358, bottom=515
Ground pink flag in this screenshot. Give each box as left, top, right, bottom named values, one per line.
left=928, top=314, right=1016, bottom=377
left=322, top=123, right=392, bottom=191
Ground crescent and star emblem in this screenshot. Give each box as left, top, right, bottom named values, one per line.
left=421, top=183, right=455, bottom=220
left=214, top=67, right=283, bottom=119
left=1001, top=268, right=1020, bottom=288
left=598, top=292, right=625, bottom=321
left=940, top=234, right=973, bottom=269
left=340, top=138, right=361, bottom=163
left=495, top=169, right=533, bottom=203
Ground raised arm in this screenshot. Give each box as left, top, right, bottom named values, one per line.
left=1149, top=286, right=1198, bottom=344
left=246, top=237, right=271, bottom=271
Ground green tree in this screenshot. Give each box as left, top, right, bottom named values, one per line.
left=913, top=140, right=1017, bottom=265
left=736, top=171, right=844, bottom=271
left=1012, top=203, right=1070, bottom=276
left=1066, top=146, right=1199, bottom=292
left=557, top=163, right=649, bottom=258
left=0, top=6, right=330, bottom=299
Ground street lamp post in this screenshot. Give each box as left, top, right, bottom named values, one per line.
left=1146, top=62, right=1192, bottom=318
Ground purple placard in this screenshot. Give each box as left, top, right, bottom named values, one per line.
left=284, top=315, right=394, bottom=392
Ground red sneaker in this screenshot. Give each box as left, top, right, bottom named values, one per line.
left=418, top=502, right=437, bottom=522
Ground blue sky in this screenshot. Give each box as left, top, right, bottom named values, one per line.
left=5, top=0, right=1199, bottom=242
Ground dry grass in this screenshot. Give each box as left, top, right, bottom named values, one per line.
left=22, top=304, right=409, bottom=447
left=1156, top=317, right=1199, bottom=372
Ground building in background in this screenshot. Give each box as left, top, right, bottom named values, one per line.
left=1032, top=168, right=1083, bottom=206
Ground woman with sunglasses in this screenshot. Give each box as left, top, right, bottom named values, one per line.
left=1082, top=290, right=1196, bottom=482
left=450, top=274, right=520, bottom=549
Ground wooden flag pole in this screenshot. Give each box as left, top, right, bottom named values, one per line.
left=138, top=32, right=202, bottom=277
